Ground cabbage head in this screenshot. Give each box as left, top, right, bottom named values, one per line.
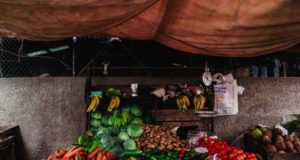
left=130, top=104, right=142, bottom=116
left=123, top=139, right=136, bottom=150
left=101, top=115, right=110, bottom=126
left=100, top=135, right=117, bottom=149
left=130, top=118, right=143, bottom=126
left=110, top=145, right=123, bottom=157
left=118, top=132, right=130, bottom=141
left=91, top=111, right=102, bottom=120
left=96, top=127, right=110, bottom=136
left=127, top=124, right=143, bottom=138
left=90, top=119, right=101, bottom=128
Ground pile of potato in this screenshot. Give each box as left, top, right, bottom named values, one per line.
left=264, top=128, right=300, bottom=156
left=135, top=124, right=186, bottom=151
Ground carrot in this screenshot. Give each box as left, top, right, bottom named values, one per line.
left=96, top=152, right=103, bottom=160
left=105, top=152, right=111, bottom=160
left=55, top=150, right=67, bottom=158
left=88, top=147, right=101, bottom=159
left=64, top=147, right=83, bottom=158
left=78, top=151, right=85, bottom=156
left=47, top=154, right=55, bottom=160
left=102, top=155, right=107, bottom=160
left=90, top=156, right=96, bottom=160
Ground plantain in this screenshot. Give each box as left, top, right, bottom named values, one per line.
left=176, top=97, right=183, bottom=112
left=199, top=95, right=206, bottom=110
left=86, top=95, right=96, bottom=112
left=114, top=96, right=121, bottom=109
left=107, top=97, right=116, bottom=112
left=182, top=95, right=190, bottom=107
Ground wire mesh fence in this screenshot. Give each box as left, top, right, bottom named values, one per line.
left=0, top=38, right=72, bottom=77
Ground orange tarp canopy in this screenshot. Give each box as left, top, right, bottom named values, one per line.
left=0, top=0, right=299, bottom=57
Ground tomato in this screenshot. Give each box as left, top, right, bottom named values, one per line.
left=229, top=153, right=236, bottom=159
left=222, top=154, right=228, bottom=160
left=236, top=155, right=245, bottom=160
left=236, top=149, right=244, bottom=155
left=220, top=149, right=228, bottom=155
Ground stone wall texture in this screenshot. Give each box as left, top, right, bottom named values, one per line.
left=0, top=77, right=86, bottom=160
left=214, top=78, right=300, bottom=141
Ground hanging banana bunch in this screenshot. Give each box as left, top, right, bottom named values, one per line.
left=86, top=93, right=102, bottom=112
left=107, top=96, right=121, bottom=112
left=106, top=88, right=122, bottom=112
left=176, top=95, right=190, bottom=112
left=193, top=95, right=206, bottom=112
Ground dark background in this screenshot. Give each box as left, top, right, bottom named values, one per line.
left=0, top=37, right=299, bottom=77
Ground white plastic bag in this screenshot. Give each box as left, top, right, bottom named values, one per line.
left=214, top=75, right=239, bottom=115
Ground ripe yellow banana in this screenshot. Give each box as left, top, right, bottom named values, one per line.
left=176, top=97, right=183, bottom=111
left=107, top=96, right=117, bottom=112
left=182, top=95, right=190, bottom=107
left=92, top=95, right=101, bottom=112
left=114, top=96, right=121, bottom=109
left=194, top=95, right=206, bottom=111
left=87, top=95, right=96, bottom=112
left=200, top=95, right=206, bottom=109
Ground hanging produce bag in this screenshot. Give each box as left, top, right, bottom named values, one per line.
left=213, top=74, right=239, bottom=115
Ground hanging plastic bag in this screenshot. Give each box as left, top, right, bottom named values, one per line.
left=213, top=74, right=240, bottom=115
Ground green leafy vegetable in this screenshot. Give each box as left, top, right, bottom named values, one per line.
left=127, top=124, right=143, bottom=138
left=123, top=139, right=137, bottom=150
left=91, top=111, right=102, bottom=120
left=283, top=114, right=300, bottom=133
left=130, top=118, right=143, bottom=126
left=130, top=104, right=143, bottom=117
left=96, top=127, right=110, bottom=136
left=101, top=115, right=110, bottom=126
left=100, top=135, right=117, bottom=149
left=109, top=127, right=120, bottom=136
left=121, top=106, right=131, bottom=113
left=109, top=145, right=123, bottom=157
left=107, top=116, right=113, bottom=126
left=90, top=119, right=101, bottom=128
left=118, top=132, right=130, bottom=141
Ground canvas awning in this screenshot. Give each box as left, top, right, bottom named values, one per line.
left=0, top=0, right=299, bottom=57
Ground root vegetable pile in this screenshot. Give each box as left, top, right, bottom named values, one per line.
left=135, top=124, right=186, bottom=151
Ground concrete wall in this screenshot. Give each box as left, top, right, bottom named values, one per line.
left=214, top=78, right=300, bottom=141
left=0, top=77, right=86, bottom=160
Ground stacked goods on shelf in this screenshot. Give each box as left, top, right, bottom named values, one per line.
left=244, top=126, right=300, bottom=159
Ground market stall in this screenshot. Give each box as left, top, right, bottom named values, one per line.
left=0, top=1, right=299, bottom=160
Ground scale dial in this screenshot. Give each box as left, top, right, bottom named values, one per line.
left=202, top=71, right=212, bottom=86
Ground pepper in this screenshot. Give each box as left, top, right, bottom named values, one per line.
left=179, top=150, right=185, bottom=158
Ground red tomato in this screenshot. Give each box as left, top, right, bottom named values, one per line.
left=236, top=155, right=245, bottom=160
left=222, top=154, right=228, bottom=160
left=229, top=153, right=236, bottom=159
left=236, top=149, right=244, bottom=155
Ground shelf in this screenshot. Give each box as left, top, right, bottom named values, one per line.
left=195, top=111, right=220, bottom=118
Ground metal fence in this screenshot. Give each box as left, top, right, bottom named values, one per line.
left=0, top=38, right=72, bottom=77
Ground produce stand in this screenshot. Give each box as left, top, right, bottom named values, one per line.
left=46, top=66, right=263, bottom=160
left=85, top=67, right=216, bottom=132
